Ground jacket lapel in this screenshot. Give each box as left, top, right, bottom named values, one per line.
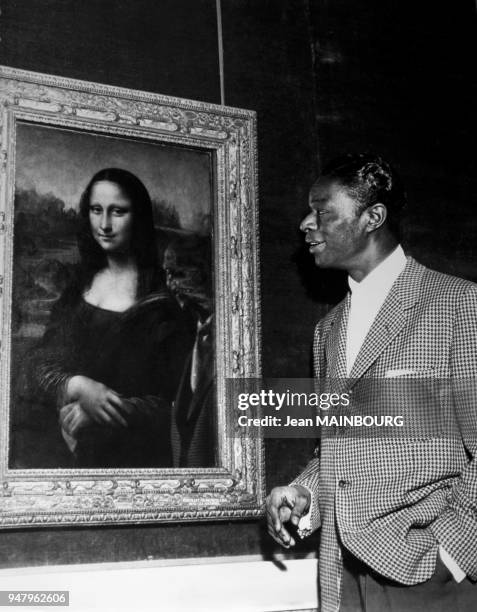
left=325, top=293, right=350, bottom=380
left=348, top=257, right=425, bottom=386
left=347, top=291, right=406, bottom=383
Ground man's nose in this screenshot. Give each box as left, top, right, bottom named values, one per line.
left=299, top=211, right=317, bottom=233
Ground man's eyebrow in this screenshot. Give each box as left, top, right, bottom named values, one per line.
left=310, top=197, right=327, bottom=205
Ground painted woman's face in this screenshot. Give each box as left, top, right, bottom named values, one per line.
left=89, top=180, right=134, bottom=255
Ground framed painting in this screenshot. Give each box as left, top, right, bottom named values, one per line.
left=0, top=66, right=263, bottom=526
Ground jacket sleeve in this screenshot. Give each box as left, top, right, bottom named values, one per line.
left=290, top=320, right=324, bottom=535
left=430, top=283, right=477, bottom=579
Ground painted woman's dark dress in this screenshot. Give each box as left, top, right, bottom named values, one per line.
left=34, top=280, right=192, bottom=468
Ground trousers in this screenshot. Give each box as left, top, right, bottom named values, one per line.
left=339, top=548, right=477, bottom=612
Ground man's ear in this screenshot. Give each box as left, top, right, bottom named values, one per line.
left=365, top=203, right=387, bottom=233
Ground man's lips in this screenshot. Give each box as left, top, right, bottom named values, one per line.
left=306, top=239, right=325, bottom=252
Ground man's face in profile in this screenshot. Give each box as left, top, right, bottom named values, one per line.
left=300, top=178, right=369, bottom=271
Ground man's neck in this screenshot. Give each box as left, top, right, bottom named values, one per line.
left=347, top=237, right=399, bottom=282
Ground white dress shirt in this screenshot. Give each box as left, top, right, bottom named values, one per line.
left=296, top=245, right=465, bottom=582
left=346, top=245, right=407, bottom=374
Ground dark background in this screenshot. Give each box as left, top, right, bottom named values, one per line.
left=1, top=0, right=476, bottom=566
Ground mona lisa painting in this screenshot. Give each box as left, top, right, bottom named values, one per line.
left=11, top=124, right=212, bottom=471
left=0, top=66, right=263, bottom=527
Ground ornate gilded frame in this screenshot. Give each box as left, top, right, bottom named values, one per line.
left=0, top=66, right=263, bottom=527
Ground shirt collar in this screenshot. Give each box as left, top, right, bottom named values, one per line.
left=348, top=244, right=407, bottom=298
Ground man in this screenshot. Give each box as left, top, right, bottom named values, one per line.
left=266, top=154, right=477, bottom=611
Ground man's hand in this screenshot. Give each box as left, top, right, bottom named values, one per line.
left=266, top=484, right=311, bottom=548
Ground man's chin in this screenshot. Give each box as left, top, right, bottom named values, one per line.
left=312, top=255, right=331, bottom=268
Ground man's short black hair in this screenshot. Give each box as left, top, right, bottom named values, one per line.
left=321, top=153, right=407, bottom=239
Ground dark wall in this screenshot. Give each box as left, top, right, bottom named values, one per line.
left=1, top=0, right=476, bottom=567
left=310, top=0, right=477, bottom=278
left=221, top=0, right=323, bottom=491
left=3, top=0, right=221, bottom=102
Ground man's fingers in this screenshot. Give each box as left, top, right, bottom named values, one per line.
left=266, top=487, right=299, bottom=530
left=267, top=525, right=286, bottom=547
left=268, top=525, right=286, bottom=546
left=279, top=505, right=292, bottom=525
left=277, top=524, right=294, bottom=547
left=267, top=526, right=286, bottom=547
left=291, top=486, right=311, bottom=525
left=265, top=486, right=304, bottom=548
left=290, top=500, right=307, bottom=525
left=267, top=508, right=282, bottom=534
left=266, top=496, right=282, bottom=531
left=266, top=506, right=294, bottom=547
left=276, top=500, right=296, bottom=545
left=267, top=523, right=295, bottom=548
left=290, top=513, right=303, bottom=526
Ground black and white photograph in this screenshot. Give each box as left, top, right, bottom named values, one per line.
left=0, top=1, right=475, bottom=611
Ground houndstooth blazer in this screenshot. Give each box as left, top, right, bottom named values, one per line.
left=294, top=256, right=477, bottom=612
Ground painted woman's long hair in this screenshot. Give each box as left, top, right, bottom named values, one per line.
left=77, top=168, right=165, bottom=298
